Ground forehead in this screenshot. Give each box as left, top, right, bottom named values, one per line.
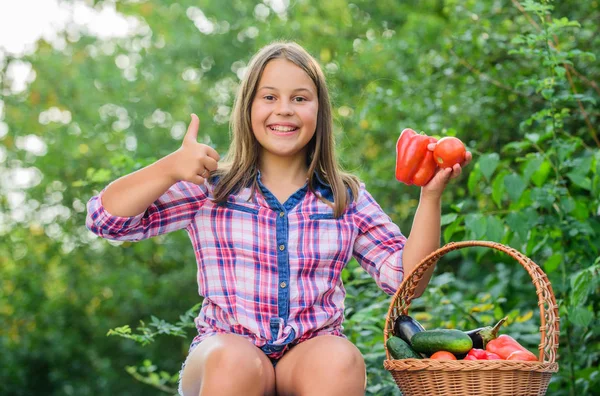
left=257, top=58, right=317, bottom=92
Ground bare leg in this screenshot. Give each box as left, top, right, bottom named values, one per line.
left=275, top=335, right=366, bottom=396
left=179, top=334, right=276, bottom=396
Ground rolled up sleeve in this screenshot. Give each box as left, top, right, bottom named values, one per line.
left=352, top=186, right=406, bottom=295
left=86, top=181, right=207, bottom=241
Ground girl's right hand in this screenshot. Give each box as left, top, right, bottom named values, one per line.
left=167, top=114, right=220, bottom=185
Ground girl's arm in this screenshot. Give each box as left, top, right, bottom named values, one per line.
left=401, top=188, right=444, bottom=298
left=402, top=148, right=472, bottom=297
left=101, top=114, right=219, bottom=217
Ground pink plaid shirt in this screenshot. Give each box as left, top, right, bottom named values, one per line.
left=86, top=174, right=406, bottom=357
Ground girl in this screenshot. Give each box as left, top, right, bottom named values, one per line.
left=86, top=41, right=471, bottom=396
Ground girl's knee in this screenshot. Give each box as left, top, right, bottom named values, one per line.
left=181, top=335, right=275, bottom=396
left=322, top=339, right=365, bottom=374
left=204, top=342, right=264, bottom=376
left=194, top=335, right=266, bottom=378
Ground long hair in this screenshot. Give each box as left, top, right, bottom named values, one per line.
left=211, top=41, right=360, bottom=217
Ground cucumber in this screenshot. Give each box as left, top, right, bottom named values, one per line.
left=386, top=336, right=422, bottom=359
left=411, top=329, right=473, bottom=356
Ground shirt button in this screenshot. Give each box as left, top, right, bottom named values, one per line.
left=279, top=244, right=285, bottom=251
left=279, top=211, right=285, bottom=217
left=280, top=281, right=287, bottom=288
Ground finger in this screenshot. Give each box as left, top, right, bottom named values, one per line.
left=463, top=151, right=473, bottom=165
left=191, top=175, right=206, bottom=185
left=203, top=157, right=219, bottom=172
left=440, top=167, right=453, bottom=181
left=205, top=145, right=220, bottom=161
left=427, top=142, right=436, bottom=151
left=185, top=114, right=200, bottom=142
left=197, top=168, right=209, bottom=179
left=451, top=163, right=462, bottom=178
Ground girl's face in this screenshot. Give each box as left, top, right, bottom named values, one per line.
left=251, top=58, right=319, bottom=165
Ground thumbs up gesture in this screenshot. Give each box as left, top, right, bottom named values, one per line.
left=169, top=114, right=220, bottom=185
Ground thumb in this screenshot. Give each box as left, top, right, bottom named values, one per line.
left=184, top=113, right=200, bottom=142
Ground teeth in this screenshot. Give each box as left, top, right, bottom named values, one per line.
left=270, top=126, right=297, bottom=132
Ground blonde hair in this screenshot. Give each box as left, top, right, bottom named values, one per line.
left=212, top=41, right=360, bottom=217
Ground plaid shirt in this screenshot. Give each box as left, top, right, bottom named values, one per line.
left=86, top=174, right=406, bottom=355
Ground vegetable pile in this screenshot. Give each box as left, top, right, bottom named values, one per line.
left=387, top=315, right=538, bottom=362
left=395, top=129, right=466, bottom=186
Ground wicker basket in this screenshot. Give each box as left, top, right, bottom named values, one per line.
left=383, top=241, right=559, bottom=396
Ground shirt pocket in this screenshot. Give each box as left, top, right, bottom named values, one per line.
left=224, top=202, right=260, bottom=215
left=309, top=213, right=335, bottom=220
left=304, top=213, right=353, bottom=264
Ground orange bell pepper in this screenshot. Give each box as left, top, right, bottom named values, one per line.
left=395, top=129, right=438, bottom=186
left=485, top=334, right=537, bottom=361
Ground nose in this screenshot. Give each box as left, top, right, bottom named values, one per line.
left=275, top=100, right=294, bottom=116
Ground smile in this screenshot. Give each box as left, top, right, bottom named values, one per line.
left=269, top=125, right=299, bottom=133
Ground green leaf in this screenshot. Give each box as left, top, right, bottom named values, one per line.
left=526, top=231, right=549, bottom=256
left=492, top=173, right=506, bottom=207
left=465, top=214, right=487, bottom=240
left=441, top=213, right=458, bottom=226
left=443, top=220, right=464, bottom=243
left=531, top=161, right=552, bottom=186
left=523, top=156, right=544, bottom=183
left=525, top=133, right=540, bottom=143
left=530, top=187, right=556, bottom=209
left=554, top=66, right=566, bottom=78
left=566, top=172, right=591, bottom=190
left=479, top=153, right=500, bottom=181
left=572, top=200, right=591, bottom=220
left=557, top=139, right=579, bottom=163
left=559, top=196, right=575, bottom=214
left=543, top=253, right=562, bottom=274
left=570, top=265, right=597, bottom=305
left=485, top=215, right=505, bottom=242
left=569, top=306, right=593, bottom=327
left=506, top=211, right=529, bottom=239
left=468, top=166, right=482, bottom=194
left=504, top=174, right=526, bottom=202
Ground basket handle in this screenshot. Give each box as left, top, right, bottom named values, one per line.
left=384, top=240, right=560, bottom=363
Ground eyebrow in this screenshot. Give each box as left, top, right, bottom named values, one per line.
left=257, top=86, right=315, bottom=94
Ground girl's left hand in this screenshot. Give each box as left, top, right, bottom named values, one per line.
left=421, top=143, right=472, bottom=198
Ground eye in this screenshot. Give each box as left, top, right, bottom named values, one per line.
left=293, top=96, right=307, bottom=102
left=264, top=95, right=275, bottom=101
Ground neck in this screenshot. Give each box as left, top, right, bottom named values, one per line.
left=258, top=152, right=309, bottom=187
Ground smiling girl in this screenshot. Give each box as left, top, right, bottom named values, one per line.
left=86, top=41, right=470, bottom=396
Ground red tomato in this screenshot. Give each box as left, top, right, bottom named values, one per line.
left=430, top=351, right=457, bottom=360
left=433, top=137, right=466, bottom=168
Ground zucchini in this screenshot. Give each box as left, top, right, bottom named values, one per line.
left=386, top=336, right=422, bottom=359
left=411, top=329, right=473, bottom=356
left=393, top=315, right=425, bottom=345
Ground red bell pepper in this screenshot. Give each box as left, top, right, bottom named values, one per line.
left=395, top=129, right=438, bottom=186
left=485, top=334, right=537, bottom=361
left=464, top=348, right=502, bottom=360
left=506, top=350, right=538, bottom=361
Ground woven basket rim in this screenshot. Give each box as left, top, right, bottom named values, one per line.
left=383, top=240, right=560, bottom=364
left=383, top=358, right=559, bottom=373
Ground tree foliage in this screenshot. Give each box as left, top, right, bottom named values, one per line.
left=1, top=0, right=598, bottom=395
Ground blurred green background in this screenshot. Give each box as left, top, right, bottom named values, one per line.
left=1, top=0, right=598, bottom=395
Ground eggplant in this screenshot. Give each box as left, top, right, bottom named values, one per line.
left=393, top=315, right=425, bottom=345
left=465, top=316, right=507, bottom=349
